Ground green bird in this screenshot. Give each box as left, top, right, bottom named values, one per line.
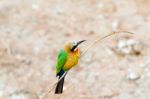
left=55, top=40, right=86, bottom=94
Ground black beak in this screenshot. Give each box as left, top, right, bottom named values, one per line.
left=71, top=40, right=86, bottom=51
left=77, top=40, right=86, bottom=46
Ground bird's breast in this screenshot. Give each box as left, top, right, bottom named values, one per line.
left=63, top=52, right=79, bottom=71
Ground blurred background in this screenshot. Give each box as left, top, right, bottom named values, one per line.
left=0, top=0, right=150, bottom=99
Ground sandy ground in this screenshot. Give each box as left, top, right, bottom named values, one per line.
left=0, top=0, right=150, bottom=99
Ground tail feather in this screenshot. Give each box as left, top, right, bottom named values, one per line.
left=55, top=69, right=67, bottom=94
left=55, top=77, right=64, bottom=94
left=55, top=76, right=65, bottom=94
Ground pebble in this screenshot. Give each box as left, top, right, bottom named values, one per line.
left=33, top=46, right=40, bottom=55
left=32, top=4, right=39, bottom=10
left=10, top=91, right=38, bottom=99
left=11, top=93, right=30, bottom=99
left=115, top=39, right=143, bottom=55
left=83, top=53, right=92, bottom=63
left=146, top=72, right=150, bottom=78
left=111, top=20, right=119, bottom=31
left=127, top=69, right=140, bottom=80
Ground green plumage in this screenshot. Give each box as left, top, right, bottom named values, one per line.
left=56, top=49, right=68, bottom=75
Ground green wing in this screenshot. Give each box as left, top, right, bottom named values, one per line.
left=56, top=49, right=68, bottom=74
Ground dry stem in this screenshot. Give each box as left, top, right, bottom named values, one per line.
left=43, top=30, right=134, bottom=98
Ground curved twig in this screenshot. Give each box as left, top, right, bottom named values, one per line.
left=80, top=31, right=134, bottom=57
left=43, top=30, right=134, bottom=98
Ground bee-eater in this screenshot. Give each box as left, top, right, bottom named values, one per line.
left=55, top=40, right=86, bottom=94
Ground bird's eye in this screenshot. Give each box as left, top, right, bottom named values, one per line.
left=72, top=41, right=77, bottom=46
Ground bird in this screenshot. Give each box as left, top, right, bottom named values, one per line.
left=55, top=40, right=86, bottom=94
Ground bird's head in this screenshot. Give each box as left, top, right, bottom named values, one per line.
left=65, top=40, right=86, bottom=52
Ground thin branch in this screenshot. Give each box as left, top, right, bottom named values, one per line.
left=80, top=31, right=134, bottom=57
left=48, top=72, right=68, bottom=93
left=42, top=72, right=68, bottom=99
left=43, top=30, right=134, bottom=98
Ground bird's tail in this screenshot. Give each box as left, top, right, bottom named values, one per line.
left=55, top=74, right=66, bottom=94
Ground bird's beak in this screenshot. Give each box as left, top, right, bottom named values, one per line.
left=77, top=40, right=86, bottom=46
left=71, top=40, right=86, bottom=51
